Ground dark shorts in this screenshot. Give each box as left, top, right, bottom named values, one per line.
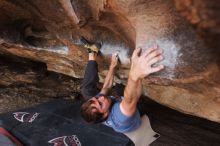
left=80, top=61, right=100, bottom=100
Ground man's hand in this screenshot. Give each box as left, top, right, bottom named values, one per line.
left=129, top=46, right=164, bottom=81
left=110, top=53, right=119, bottom=69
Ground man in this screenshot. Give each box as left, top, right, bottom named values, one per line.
left=80, top=45, right=164, bottom=133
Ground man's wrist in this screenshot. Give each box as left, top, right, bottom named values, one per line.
left=109, top=65, right=116, bottom=70
left=128, top=71, right=140, bottom=82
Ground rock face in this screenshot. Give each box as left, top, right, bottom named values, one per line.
left=0, top=54, right=80, bottom=113
left=0, top=0, right=219, bottom=122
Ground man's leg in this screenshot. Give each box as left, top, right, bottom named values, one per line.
left=114, top=83, right=125, bottom=97
left=80, top=53, right=100, bottom=100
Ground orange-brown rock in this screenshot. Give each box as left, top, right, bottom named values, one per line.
left=0, top=0, right=219, bottom=122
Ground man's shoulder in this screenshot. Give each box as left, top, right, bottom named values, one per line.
left=105, top=102, right=141, bottom=133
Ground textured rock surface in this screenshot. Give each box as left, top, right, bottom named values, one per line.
left=0, top=0, right=219, bottom=122
left=0, top=54, right=80, bottom=113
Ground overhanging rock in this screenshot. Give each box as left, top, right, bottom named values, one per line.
left=0, top=0, right=219, bottom=122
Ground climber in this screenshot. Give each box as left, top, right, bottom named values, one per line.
left=80, top=42, right=164, bottom=133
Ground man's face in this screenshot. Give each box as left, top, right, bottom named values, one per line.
left=89, top=95, right=112, bottom=118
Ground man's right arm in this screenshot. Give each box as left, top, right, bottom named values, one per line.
left=120, top=46, right=164, bottom=117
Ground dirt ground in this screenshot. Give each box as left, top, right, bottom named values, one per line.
left=0, top=54, right=82, bottom=113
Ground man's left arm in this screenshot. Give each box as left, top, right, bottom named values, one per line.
left=121, top=47, right=164, bottom=117
left=100, top=53, right=118, bottom=95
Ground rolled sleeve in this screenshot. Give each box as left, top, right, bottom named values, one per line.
left=105, top=102, right=141, bottom=133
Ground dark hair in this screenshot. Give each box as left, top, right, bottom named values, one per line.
left=80, top=99, right=104, bottom=123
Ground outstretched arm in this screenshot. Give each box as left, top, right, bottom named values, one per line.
left=100, top=53, right=118, bottom=95
left=120, top=46, right=164, bottom=116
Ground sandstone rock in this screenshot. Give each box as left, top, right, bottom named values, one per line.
left=0, top=0, right=219, bottom=122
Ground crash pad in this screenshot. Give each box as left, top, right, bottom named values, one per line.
left=0, top=99, right=134, bottom=146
